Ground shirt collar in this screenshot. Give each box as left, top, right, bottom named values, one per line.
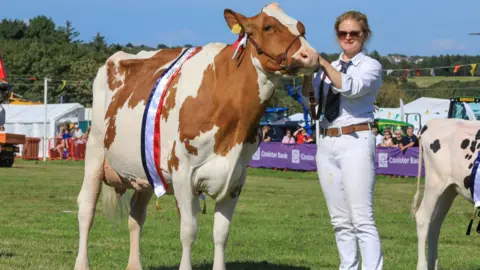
left=334, top=51, right=366, bottom=67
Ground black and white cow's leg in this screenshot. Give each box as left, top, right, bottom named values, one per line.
left=212, top=169, right=246, bottom=270
left=415, top=172, right=444, bottom=270
left=75, top=131, right=105, bottom=270
left=126, top=189, right=153, bottom=270
left=427, top=185, right=457, bottom=270
left=174, top=179, right=202, bottom=270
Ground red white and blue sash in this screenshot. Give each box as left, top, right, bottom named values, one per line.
left=141, top=47, right=200, bottom=197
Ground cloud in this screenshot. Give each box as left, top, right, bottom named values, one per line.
left=429, top=39, right=466, bottom=51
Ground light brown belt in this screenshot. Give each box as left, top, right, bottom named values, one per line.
left=320, top=122, right=372, bottom=137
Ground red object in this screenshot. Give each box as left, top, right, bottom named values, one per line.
left=231, top=35, right=244, bottom=55
left=0, top=53, right=6, bottom=81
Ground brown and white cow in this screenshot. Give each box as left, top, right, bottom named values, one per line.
left=411, top=118, right=480, bottom=270
left=74, top=3, right=320, bottom=270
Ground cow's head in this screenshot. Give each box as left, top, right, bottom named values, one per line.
left=224, top=2, right=319, bottom=77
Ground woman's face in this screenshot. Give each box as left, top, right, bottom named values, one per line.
left=286, top=130, right=291, bottom=137
left=384, top=131, right=392, bottom=139
left=337, top=19, right=364, bottom=56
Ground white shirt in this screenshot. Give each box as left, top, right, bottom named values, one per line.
left=375, top=134, right=383, bottom=146
left=307, top=52, right=383, bottom=129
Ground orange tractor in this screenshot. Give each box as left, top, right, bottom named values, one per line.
left=0, top=51, right=25, bottom=167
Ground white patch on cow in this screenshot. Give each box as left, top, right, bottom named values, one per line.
left=193, top=141, right=256, bottom=201
left=262, top=4, right=300, bottom=36
left=105, top=99, right=147, bottom=180
left=251, top=55, right=275, bottom=103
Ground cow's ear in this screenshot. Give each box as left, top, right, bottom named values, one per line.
left=224, top=9, right=247, bottom=33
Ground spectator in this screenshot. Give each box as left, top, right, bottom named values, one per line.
left=72, top=124, right=85, bottom=158
left=282, top=129, right=295, bottom=144
left=399, top=126, right=418, bottom=151
left=293, top=127, right=313, bottom=144
left=0, top=125, right=4, bottom=132
left=372, top=125, right=383, bottom=146
left=55, top=126, right=70, bottom=159
left=261, top=126, right=272, bottom=142
left=380, top=130, right=397, bottom=147
left=393, top=129, right=403, bottom=145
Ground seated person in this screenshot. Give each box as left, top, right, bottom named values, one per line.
left=392, top=129, right=403, bottom=145
left=293, top=127, right=313, bottom=144
left=399, top=126, right=418, bottom=151
left=380, top=130, right=397, bottom=147
left=372, top=126, right=384, bottom=146
left=261, top=125, right=272, bottom=142
left=282, top=129, right=295, bottom=144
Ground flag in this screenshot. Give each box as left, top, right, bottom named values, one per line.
left=386, top=69, right=393, bottom=75
left=471, top=64, right=478, bottom=76
left=60, top=80, right=67, bottom=90
left=454, top=65, right=461, bottom=74
left=400, top=98, right=404, bottom=122
left=0, top=54, right=6, bottom=81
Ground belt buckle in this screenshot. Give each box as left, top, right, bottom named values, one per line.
left=335, top=126, right=343, bottom=136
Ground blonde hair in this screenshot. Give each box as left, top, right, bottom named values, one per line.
left=334, top=11, right=372, bottom=44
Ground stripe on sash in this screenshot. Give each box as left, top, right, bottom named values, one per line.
left=141, top=47, right=201, bottom=197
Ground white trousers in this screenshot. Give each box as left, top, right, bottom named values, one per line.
left=316, top=130, right=383, bottom=270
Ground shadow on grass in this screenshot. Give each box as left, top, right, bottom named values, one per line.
left=150, top=261, right=313, bottom=270
left=0, top=252, right=15, bottom=258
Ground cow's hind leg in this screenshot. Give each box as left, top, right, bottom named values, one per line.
left=75, top=133, right=105, bottom=270
left=415, top=172, right=445, bottom=270
left=174, top=179, right=201, bottom=270
left=212, top=170, right=245, bottom=270
left=126, top=189, right=153, bottom=270
left=427, top=185, right=457, bottom=270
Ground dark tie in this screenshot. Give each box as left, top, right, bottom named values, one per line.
left=323, top=60, right=352, bottom=122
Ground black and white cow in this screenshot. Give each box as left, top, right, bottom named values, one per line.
left=411, top=118, right=480, bottom=270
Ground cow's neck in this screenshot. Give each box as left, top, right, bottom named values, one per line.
left=213, top=44, right=278, bottom=145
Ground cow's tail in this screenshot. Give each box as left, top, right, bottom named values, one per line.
left=101, top=183, right=133, bottom=226
left=411, top=137, right=423, bottom=219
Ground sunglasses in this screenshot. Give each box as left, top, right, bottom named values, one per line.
left=337, top=30, right=362, bottom=39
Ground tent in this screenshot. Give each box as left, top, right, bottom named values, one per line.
left=2, top=103, right=85, bottom=157
left=374, top=97, right=449, bottom=133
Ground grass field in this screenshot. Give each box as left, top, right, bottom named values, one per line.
left=407, top=76, right=480, bottom=88
left=1, top=160, right=479, bottom=270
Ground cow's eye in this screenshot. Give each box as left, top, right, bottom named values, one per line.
left=263, top=25, right=272, bottom=32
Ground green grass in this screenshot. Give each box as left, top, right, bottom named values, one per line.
left=408, top=76, right=480, bottom=88
left=0, top=160, right=479, bottom=269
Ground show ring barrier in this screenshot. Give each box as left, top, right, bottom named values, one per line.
left=248, top=142, right=425, bottom=177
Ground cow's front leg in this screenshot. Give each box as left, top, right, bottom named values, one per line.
left=212, top=196, right=239, bottom=270
left=212, top=171, right=245, bottom=270
left=175, top=184, right=201, bottom=270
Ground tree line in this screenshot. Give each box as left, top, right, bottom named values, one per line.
left=1, top=16, right=480, bottom=112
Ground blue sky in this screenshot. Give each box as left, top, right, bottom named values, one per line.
left=3, top=0, right=480, bottom=56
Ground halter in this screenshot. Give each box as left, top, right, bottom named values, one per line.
left=247, top=34, right=303, bottom=74
left=234, top=26, right=304, bottom=74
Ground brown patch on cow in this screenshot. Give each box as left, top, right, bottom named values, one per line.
left=296, top=21, right=305, bottom=36
left=161, top=71, right=182, bottom=122
left=183, top=140, right=198, bottom=156
left=104, top=48, right=184, bottom=149
left=464, top=176, right=472, bottom=189
left=178, top=45, right=270, bottom=156
left=168, top=141, right=179, bottom=173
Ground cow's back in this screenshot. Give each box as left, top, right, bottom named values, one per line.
left=421, top=118, right=480, bottom=200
